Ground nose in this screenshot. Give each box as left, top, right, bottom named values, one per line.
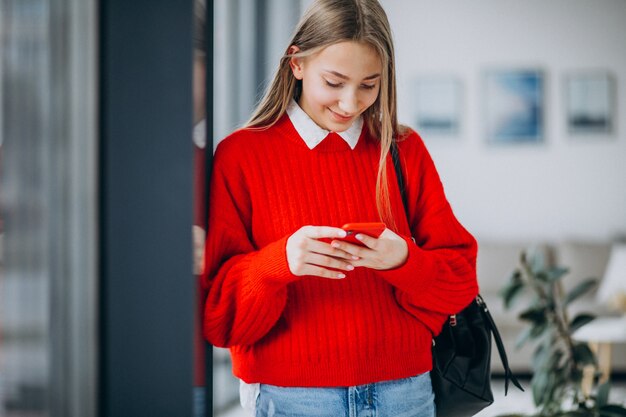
left=338, top=89, right=358, bottom=115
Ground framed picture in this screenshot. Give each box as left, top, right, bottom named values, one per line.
left=483, top=69, right=544, bottom=144
left=565, top=72, right=614, bottom=135
left=413, top=77, right=461, bottom=136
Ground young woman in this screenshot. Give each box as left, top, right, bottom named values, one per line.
left=202, top=1, right=478, bottom=415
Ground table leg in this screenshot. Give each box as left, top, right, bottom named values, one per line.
left=596, top=342, right=612, bottom=384
left=581, top=341, right=613, bottom=398
left=581, top=342, right=598, bottom=397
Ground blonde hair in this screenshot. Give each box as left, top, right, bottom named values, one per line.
left=246, top=0, right=405, bottom=229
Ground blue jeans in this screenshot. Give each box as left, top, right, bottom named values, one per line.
left=255, top=372, right=435, bottom=417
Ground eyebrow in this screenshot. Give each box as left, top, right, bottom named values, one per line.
left=324, top=70, right=381, bottom=81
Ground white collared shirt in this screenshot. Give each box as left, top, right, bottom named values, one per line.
left=286, top=99, right=363, bottom=150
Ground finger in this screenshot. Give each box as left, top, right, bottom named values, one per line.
left=330, top=239, right=372, bottom=259
left=378, top=228, right=405, bottom=243
left=307, top=239, right=356, bottom=260
left=306, top=252, right=355, bottom=272
left=353, top=232, right=378, bottom=249
left=347, top=258, right=368, bottom=268
left=302, top=225, right=347, bottom=240
left=300, top=264, right=346, bottom=280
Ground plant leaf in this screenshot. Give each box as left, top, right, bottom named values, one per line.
left=529, top=322, right=548, bottom=340
left=545, top=370, right=559, bottom=406
left=532, top=344, right=549, bottom=371
left=547, top=267, right=569, bottom=282
left=501, top=281, right=526, bottom=309
left=565, top=278, right=598, bottom=306
left=510, top=269, right=522, bottom=283
left=532, top=370, right=548, bottom=406
left=535, top=271, right=550, bottom=283
left=546, top=350, right=564, bottom=371
left=519, top=307, right=547, bottom=324
left=528, top=250, right=547, bottom=274
left=569, top=313, right=596, bottom=333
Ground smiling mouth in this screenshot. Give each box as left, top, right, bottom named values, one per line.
left=328, top=108, right=354, bottom=122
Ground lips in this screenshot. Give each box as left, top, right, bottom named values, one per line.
left=328, top=108, right=354, bottom=123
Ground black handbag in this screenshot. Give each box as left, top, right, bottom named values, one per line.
left=390, top=143, right=523, bottom=417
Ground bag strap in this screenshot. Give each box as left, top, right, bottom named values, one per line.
left=476, top=295, right=525, bottom=393
left=390, top=142, right=524, bottom=394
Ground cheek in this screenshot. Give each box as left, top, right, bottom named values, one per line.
left=361, top=89, right=379, bottom=109
left=303, top=79, right=336, bottom=106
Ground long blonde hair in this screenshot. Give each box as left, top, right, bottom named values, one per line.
left=246, top=0, right=405, bottom=229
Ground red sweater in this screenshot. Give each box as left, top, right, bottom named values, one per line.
left=202, top=114, right=478, bottom=387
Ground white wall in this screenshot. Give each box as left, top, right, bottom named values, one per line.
left=383, top=0, right=626, bottom=241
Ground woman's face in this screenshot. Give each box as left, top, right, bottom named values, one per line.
left=290, top=41, right=382, bottom=132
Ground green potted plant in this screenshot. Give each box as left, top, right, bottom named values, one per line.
left=498, top=250, right=626, bottom=417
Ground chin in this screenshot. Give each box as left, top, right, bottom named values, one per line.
left=326, top=120, right=351, bottom=132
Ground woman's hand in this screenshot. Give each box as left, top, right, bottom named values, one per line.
left=330, top=228, right=408, bottom=271
left=286, top=226, right=358, bottom=279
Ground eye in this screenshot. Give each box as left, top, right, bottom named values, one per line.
left=325, top=80, right=342, bottom=88
left=360, top=84, right=377, bottom=90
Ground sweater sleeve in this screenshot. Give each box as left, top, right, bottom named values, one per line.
left=376, top=131, right=478, bottom=335
left=201, top=139, right=299, bottom=348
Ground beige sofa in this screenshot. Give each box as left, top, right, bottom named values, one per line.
left=477, top=240, right=626, bottom=375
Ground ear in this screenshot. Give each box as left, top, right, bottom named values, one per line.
left=288, top=45, right=304, bottom=80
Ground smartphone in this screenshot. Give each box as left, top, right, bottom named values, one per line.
left=339, top=222, right=386, bottom=245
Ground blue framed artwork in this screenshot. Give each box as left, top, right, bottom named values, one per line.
left=414, top=77, right=461, bottom=136
left=566, top=72, right=614, bottom=135
left=483, top=69, right=544, bottom=144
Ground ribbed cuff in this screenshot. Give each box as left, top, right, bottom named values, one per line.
left=248, top=236, right=300, bottom=289
left=375, top=235, right=437, bottom=293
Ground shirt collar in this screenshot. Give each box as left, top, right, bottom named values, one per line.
left=286, top=99, right=363, bottom=150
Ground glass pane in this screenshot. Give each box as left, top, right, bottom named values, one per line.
left=0, top=2, right=51, bottom=413
left=0, top=1, right=97, bottom=416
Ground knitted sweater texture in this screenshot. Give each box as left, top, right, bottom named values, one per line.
left=202, top=114, right=478, bottom=387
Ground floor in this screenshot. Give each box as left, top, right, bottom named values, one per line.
left=474, top=378, right=626, bottom=416
left=217, top=378, right=626, bottom=417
